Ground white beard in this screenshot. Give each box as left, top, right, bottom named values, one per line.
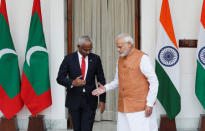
left=119, top=49, right=130, bottom=57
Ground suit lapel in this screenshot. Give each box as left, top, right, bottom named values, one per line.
left=86, top=54, right=93, bottom=81
left=73, top=52, right=82, bottom=75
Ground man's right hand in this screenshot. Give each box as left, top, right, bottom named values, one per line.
left=92, top=82, right=106, bottom=96
left=145, top=105, right=153, bottom=117
left=72, top=75, right=86, bottom=86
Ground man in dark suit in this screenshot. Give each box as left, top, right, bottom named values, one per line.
left=56, top=35, right=106, bottom=131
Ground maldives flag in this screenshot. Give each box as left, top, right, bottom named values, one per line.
left=0, top=0, right=23, bottom=119
left=21, top=0, right=52, bottom=115
left=155, top=0, right=181, bottom=119
left=195, top=0, right=205, bottom=109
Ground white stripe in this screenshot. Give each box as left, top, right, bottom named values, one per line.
left=156, top=23, right=180, bottom=94
left=197, top=23, right=205, bottom=51
left=197, top=23, right=205, bottom=69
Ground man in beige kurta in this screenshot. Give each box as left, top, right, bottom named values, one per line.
left=92, top=33, right=159, bottom=131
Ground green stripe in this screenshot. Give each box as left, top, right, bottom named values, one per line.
left=0, top=14, right=20, bottom=99
left=195, top=60, right=205, bottom=109
left=0, top=14, right=15, bottom=50
left=156, top=60, right=181, bottom=120
left=26, top=12, right=47, bottom=51
left=23, top=52, right=50, bottom=96
left=23, top=11, right=50, bottom=96
left=0, top=55, right=20, bottom=99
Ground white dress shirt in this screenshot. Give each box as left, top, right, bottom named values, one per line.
left=105, top=55, right=159, bottom=107
left=78, top=51, right=88, bottom=80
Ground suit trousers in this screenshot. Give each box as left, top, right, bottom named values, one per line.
left=70, top=95, right=96, bottom=131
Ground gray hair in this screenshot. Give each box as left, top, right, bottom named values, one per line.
left=116, top=33, right=135, bottom=46
left=78, top=35, right=93, bottom=46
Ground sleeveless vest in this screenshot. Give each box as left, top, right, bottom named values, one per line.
left=118, top=49, right=149, bottom=113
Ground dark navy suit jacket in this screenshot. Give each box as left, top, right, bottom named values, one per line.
left=57, top=52, right=106, bottom=111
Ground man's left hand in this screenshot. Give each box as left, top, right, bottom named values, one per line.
left=145, top=105, right=152, bottom=117
left=98, top=102, right=105, bottom=113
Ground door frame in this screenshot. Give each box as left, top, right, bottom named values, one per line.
left=67, top=0, right=140, bottom=54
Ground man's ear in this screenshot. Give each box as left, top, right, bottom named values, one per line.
left=127, top=42, right=132, bottom=47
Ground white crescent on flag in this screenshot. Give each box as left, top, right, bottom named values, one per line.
left=0, top=48, right=17, bottom=59
left=26, top=46, right=48, bottom=66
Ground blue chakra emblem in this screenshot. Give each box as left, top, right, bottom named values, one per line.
left=158, top=46, right=179, bottom=67
left=198, top=46, right=205, bottom=66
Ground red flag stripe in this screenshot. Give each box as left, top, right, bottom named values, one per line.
left=21, top=72, right=52, bottom=116
left=0, top=85, right=23, bottom=119
left=0, top=0, right=9, bottom=25
left=32, top=0, right=43, bottom=23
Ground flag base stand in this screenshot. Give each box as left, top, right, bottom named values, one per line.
left=159, top=115, right=176, bottom=131
left=67, top=113, right=73, bottom=129
left=199, top=114, right=205, bottom=131
left=0, top=116, right=17, bottom=131
left=28, top=115, right=45, bottom=131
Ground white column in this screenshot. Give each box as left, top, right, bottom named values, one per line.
left=141, top=0, right=161, bottom=127
left=48, top=0, right=67, bottom=129
left=141, top=0, right=157, bottom=62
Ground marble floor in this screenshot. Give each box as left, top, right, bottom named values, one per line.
left=20, top=121, right=197, bottom=131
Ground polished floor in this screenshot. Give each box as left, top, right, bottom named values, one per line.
left=20, top=121, right=197, bottom=131
left=66, top=121, right=117, bottom=131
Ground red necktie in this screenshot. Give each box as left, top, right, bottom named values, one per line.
left=81, top=56, right=86, bottom=79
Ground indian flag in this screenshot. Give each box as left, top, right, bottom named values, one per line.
left=195, top=0, right=205, bottom=109
left=155, top=0, right=181, bottom=120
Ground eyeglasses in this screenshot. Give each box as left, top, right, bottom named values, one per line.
left=81, top=48, right=92, bottom=53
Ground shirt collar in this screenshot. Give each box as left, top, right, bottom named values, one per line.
left=77, top=51, right=87, bottom=59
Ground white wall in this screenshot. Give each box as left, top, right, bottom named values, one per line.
left=0, top=0, right=67, bottom=129
left=141, top=0, right=205, bottom=130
